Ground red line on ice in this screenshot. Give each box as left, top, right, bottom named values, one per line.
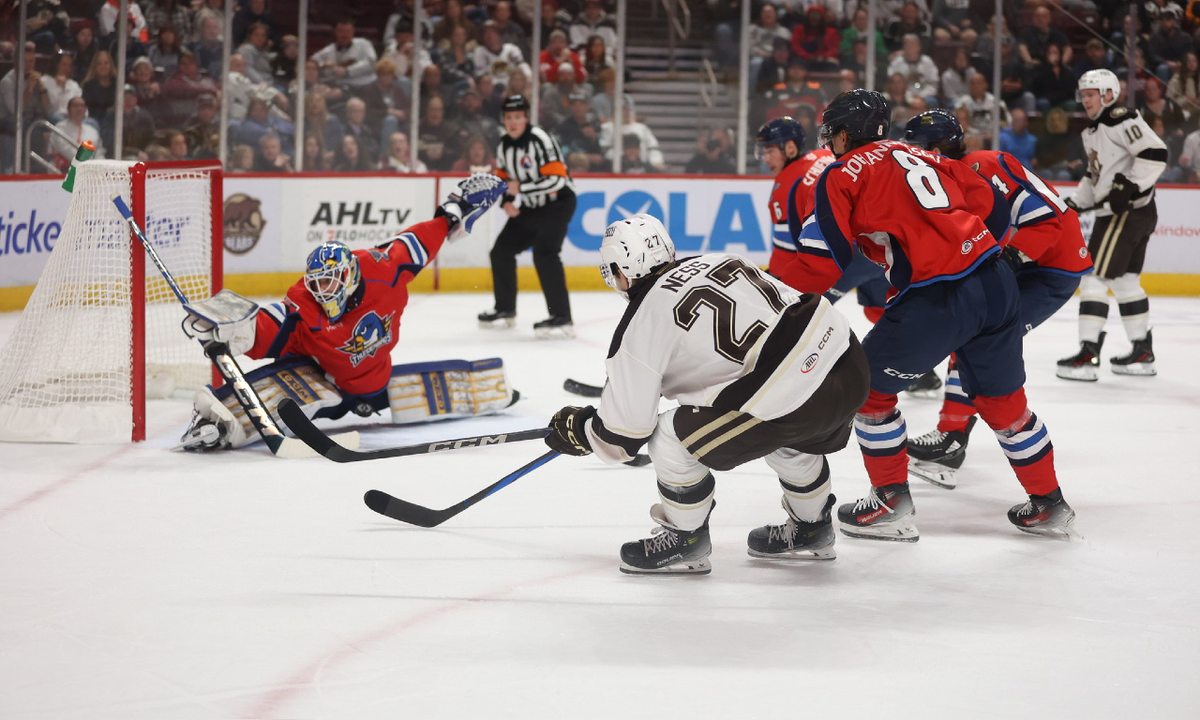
left=0, top=444, right=134, bottom=521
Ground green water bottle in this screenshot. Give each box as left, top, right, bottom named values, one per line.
left=61, top=140, right=96, bottom=192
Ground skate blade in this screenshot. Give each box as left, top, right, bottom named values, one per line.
left=1056, top=365, right=1098, bottom=382
left=908, top=459, right=957, bottom=489
left=479, top=318, right=516, bottom=329
left=1111, top=363, right=1156, bottom=376
left=839, top=518, right=919, bottom=542
left=747, top=546, right=836, bottom=561
left=535, top=326, right=576, bottom=340
left=1017, top=512, right=1082, bottom=541
left=619, top=555, right=712, bottom=575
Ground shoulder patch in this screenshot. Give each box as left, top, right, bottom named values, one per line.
left=1111, top=106, right=1128, bottom=118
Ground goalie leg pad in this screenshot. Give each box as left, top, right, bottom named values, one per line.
left=209, top=358, right=343, bottom=448
left=388, top=358, right=514, bottom=425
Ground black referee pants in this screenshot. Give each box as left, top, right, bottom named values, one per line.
left=490, top=189, right=576, bottom=319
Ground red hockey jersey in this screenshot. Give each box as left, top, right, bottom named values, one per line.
left=962, top=150, right=1092, bottom=276
left=779, top=140, right=1010, bottom=304
left=767, top=148, right=835, bottom=276
left=247, top=217, right=450, bottom=395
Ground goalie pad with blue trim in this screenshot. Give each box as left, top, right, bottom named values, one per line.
left=201, top=357, right=343, bottom=448
left=387, top=358, right=514, bottom=424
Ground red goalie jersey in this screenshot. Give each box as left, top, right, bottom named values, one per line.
left=779, top=140, right=1010, bottom=304
left=767, top=148, right=835, bottom=276
left=246, top=217, right=451, bottom=395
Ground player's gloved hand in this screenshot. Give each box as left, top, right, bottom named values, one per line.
left=998, top=244, right=1029, bottom=273
left=1063, top=196, right=1083, bottom=213
left=1107, top=173, right=1135, bottom=213
left=546, top=405, right=596, bottom=456
left=437, top=173, right=506, bottom=237
left=181, top=312, right=255, bottom=355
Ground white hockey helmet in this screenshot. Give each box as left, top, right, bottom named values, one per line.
left=599, top=213, right=675, bottom=299
left=1076, top=69, right=1121, bottom=112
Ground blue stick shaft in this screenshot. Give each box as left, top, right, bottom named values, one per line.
left=111, top=194, right=189, bottom=304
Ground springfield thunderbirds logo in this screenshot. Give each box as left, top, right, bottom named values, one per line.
left=338, top=311, right=395, bottom=367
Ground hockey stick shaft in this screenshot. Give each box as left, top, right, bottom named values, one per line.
left=563, top=378, right=603, bottom=398
left=278, top=397, right=549, bottom=462
left=364, top=450, right=561, bottom=527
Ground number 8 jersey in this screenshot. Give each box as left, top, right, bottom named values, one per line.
left=779, top=139, right=1010, bottom=305
left=584, top=254, right=854, bottom=465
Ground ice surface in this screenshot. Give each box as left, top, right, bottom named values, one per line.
left=2, top=292, right=1199, bottom=719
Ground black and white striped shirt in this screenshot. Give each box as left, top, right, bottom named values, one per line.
left=495, top=125, right=573, bottom=209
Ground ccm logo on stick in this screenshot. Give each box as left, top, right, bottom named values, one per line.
left=429, top=436, right=507, bottom=452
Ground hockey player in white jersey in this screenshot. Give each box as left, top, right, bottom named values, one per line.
left=1059, top=69, right=1168, bottom=380
left=544, top=215, right=870, bottom=574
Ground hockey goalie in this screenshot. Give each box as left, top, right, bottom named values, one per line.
left=179, top=173, right=516, bottom=451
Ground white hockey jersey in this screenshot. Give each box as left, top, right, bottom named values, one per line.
left=1072, top=105, right=1168, bottom=217
left=584, top=253, right=854, bottom=465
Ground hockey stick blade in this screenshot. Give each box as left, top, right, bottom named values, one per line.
left=278, top=398, right=551, bottom=462
left=364, top=450, right=560, bottom=527
left=563, top=378, right=603, bottom=398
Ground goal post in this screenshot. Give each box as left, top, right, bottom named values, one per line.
left=0, top=159, right=223, bottom=444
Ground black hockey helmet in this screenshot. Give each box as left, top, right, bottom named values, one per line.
left=501, top=94, right=531, bottom=115
left=904, top=109, right=965, bottom=159
left=817, top=89, right=890, bottom=156
left=755, top=116, right=805, bottom=159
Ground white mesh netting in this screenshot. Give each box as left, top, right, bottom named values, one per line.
left=0, top=160, right=216, bottom=443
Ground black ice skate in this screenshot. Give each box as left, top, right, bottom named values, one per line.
left=477, top=309, right=516, bottom=328
left=904, top=369, right=943, bottom=399
left=533, top=315, right=575, bottom=339
left=1056, top=332, right=1105, bottom=382
left=619, top=503, right=712, bottom=575
left=176, top=412, right=227, bottom=452
left=1110, top=330, right=1156, bottom=376
left=837, top=482, right=918, bottom=542
left=1008, top=488, right=1079, bottom=539
left=747, top=495, right=836, bottom=560
left=906, top=416, right=978, bottom=490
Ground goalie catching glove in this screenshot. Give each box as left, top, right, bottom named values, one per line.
left=436, top=172, right=506, bottom=241
left=546, top=405, right=596, bottom=456
left=181, top=289, right=259, bottom=356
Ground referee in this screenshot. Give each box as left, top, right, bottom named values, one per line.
left=477, top=95, right=578, bottom=339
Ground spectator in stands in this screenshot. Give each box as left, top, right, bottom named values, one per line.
left=1150, top=6, right=1195, bottom=82
left=41, top=53, right=82, bottom=122
left=383, top=18, right=432, bottom=82
left=99, top=0, right=149, bottom=45
left=333, top=134, right=372, bottom=171
left=51, top=97, right=104, bottom=167
left=600, top=104, right=665, bottom=172
left=384, top=0, right=434, bottom=53
left=418, top=64, right=456, bottom=119
left=165, top=130, right=190, bottom=161
left=163, top=50, right=221, bottom=127
left=839, top=8, right=886, bottom=67
left=303, top=131, right=331, bottom=171
left=540, top=29, right=587, bottom=84
left=1031, top=42, right=1078, bottom=112
left=456, top=87, right=501, bottom=148
left=191, top=0, right=223, bottom=44
left=541, top=62, right=581, bottom=128
left=883, top=71, right=926, bottom=137
left=434, top=0, right=478, bottom=46
left=1167, top=51, right=1200, bottom=116
left=751, top=3, right=791, bottom=81
left=756, top=37, right=792, bottom=94
left=361, top=59, right=411, bottom=154
left=451, top=134, right=497, bottom=172
left=103, top=84, right=155, bottom=159
left=954, top=103, right=983, bottom=151
left=538, top=0, right=574, bottom=47
left=273, top=35, right=299, bottom=88
left=144, top=0, right=192, bottom=44
left=67, top=21, right=99, bottom=83
left=1018, top=6, right=1072, bottom=68
left=255, top=132, right=294, bottom=172
left=582, top=36, right=613, bottom=84
left=148, top=24, right=183, bottom=81
left=790, top=6, right=840, bottom=72
left=1073, top=38, right=1114, bottom=80
left=786, top=0, right=844, bottom=25
left=313, top=19, right=378, bottom=92
left=1141, top=75, right=1188, bottom=159
left=887, top=34, right=939, bottom=105
left=491, top=2, right=530, bottom=58
left=956, top=71, right=1009, bottom=145
left=232, top=0, right=281, bottom=49
left=1000, top=63, right=1037, bottom=115
left=841, top=37, right=872, bottom=81
left=81, top=50, right=119, bottom=124
left=999, top=108, right=1036, bottom=167
left=507, top=68, right=533, bottom=101
left=566, top=151, right=590, bottom=173
left=1033, top=106, right=1084, bottom=181
left=418, top=95, right=465, bottom=170
left=940, top=46, right=976, bottom=105
left=234, top=97, right=294, bottom=155
left=590, top=67, right=632, bottom=122
left=765, top=56, right=826, bottom=122
left=25, top=0, right=71, bottom=53
left=227, top=53, right=290, bottom=122
left=569, top=0, right=618, bottom=51
left=475, top=21, right=532, bottom=89
left=686, top=128, right=736, bottom=174
left=437, top=25, right=479, bottom=89
left=129, top=57, right=165, bottom=119
left=974, top=14, right=1015, bottom=69
left=191, top=16, right=224, bottom=81
left=304, top=92, right=344, bottom=155
left=341, top=97, right=379, bottom=161
left=384, top=130, right=427, bottom=172
left=228, top=144, right=254, bottom=172
left=1178, top=112, right=1200, bottom=182
left=556, top=90, right=604, bottom=168
left=931, top=0, right=978, bottom=45
left=617, top=133, right=650, bottom=173
left=238, top=22, right=274, bottom=85
left=884, top=2, right=932, bottom=55
left=183, top=92, right=219, bottom=159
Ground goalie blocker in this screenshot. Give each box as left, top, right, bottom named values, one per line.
left=182, top=356, right=517, bottom=450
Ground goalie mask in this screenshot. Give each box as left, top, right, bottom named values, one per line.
left=304, top=241, right=361, bottom=321
left=600, top=214, right=675, bottom=300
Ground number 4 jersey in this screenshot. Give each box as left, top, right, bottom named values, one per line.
left=584, top=254, right=854, bottom=465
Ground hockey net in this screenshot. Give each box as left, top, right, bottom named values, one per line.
left=0, top=160, right=222, bottom=444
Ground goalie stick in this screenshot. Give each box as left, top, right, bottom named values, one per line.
left=111, top=194, right=359, bottom=459
left=563, top=378, right=603, bottom=398
left=364, top=450, right=560, bottom=527
left=277, top=398, right=653, bottom=466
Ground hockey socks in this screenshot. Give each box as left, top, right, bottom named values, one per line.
left=937, top=355, right=976, bottom=433
left=974, top=389, right=1059, bottom=497
left=1077, top=273, right=1109, bottom=345
left=854, top=392, right=909, bottom=487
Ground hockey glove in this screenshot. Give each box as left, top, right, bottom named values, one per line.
left=437, top=172, right=506, bottom=238
left=546, top=405, right=596, bottom=456
left=1106, top=173, right=1135, bottom=213
left=181, top=290, right=259, bottom=355
left=1063, top=196, right=1083, bottom=213
left=999, top=244, right=1030, bottom=273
